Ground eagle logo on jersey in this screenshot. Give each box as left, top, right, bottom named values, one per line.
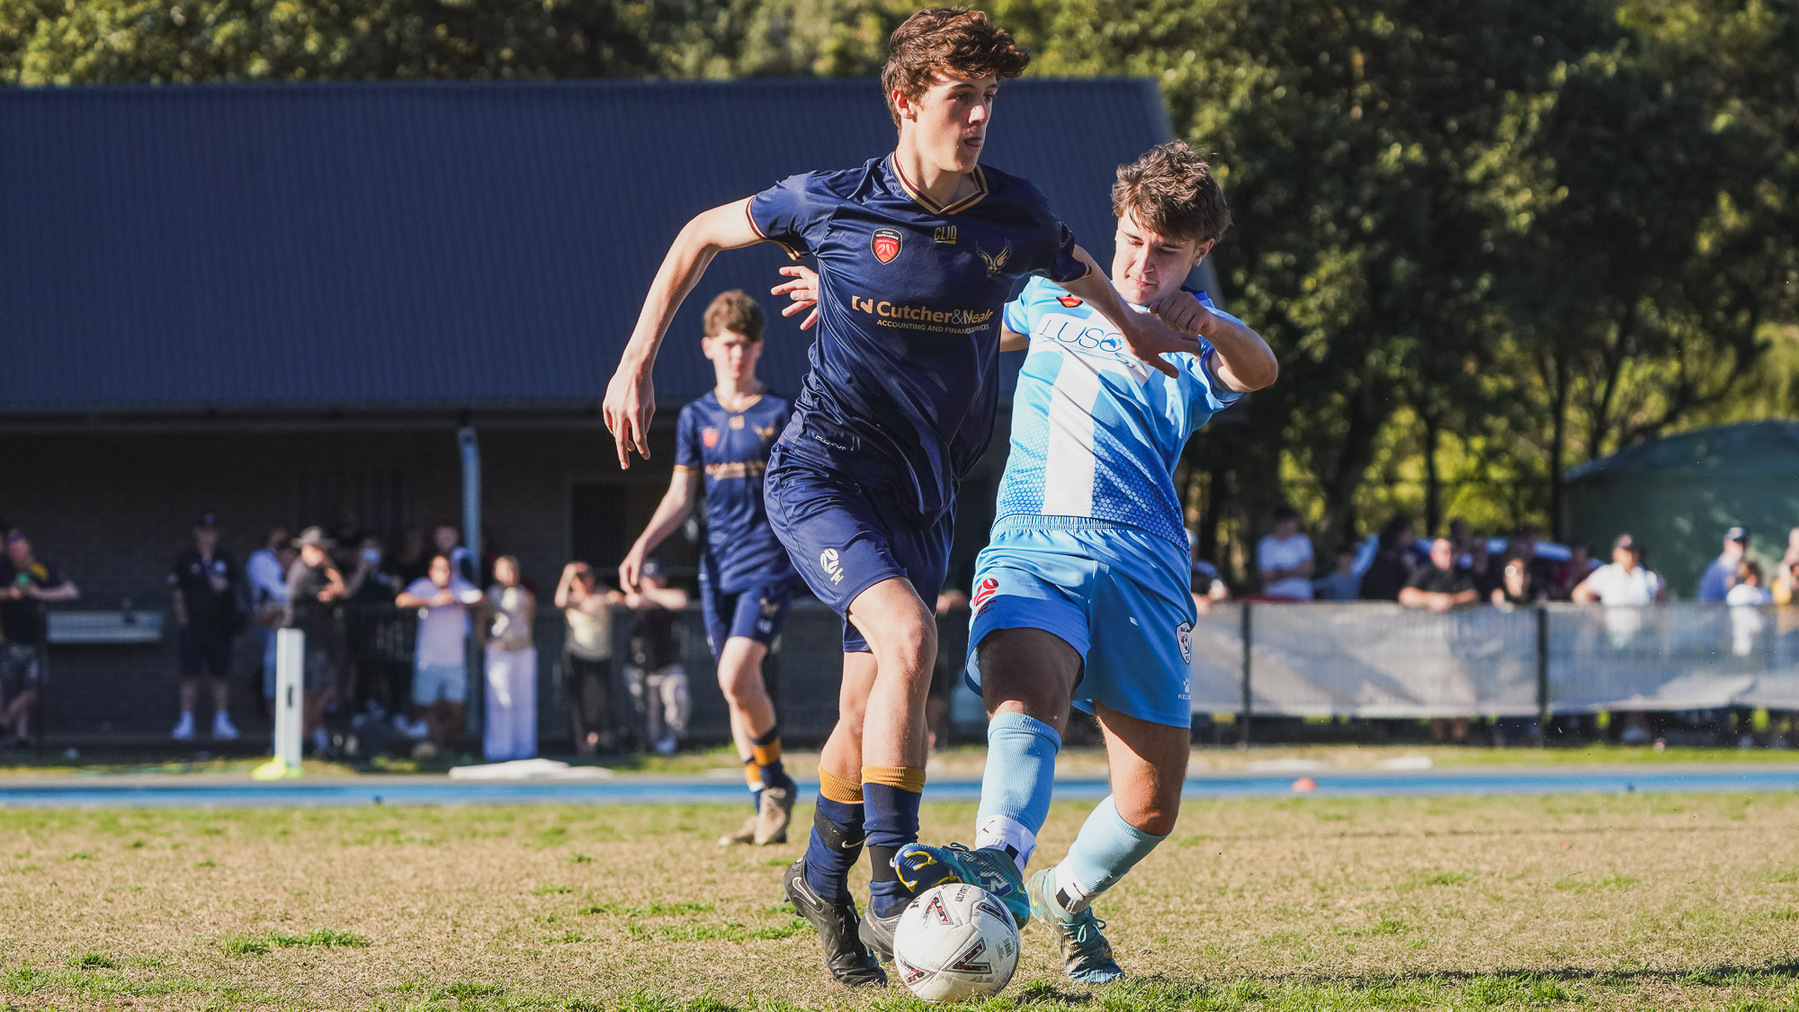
left=871, top=228, right=902, bottom=264
left=754, top=424, right=777, bottom=440
left=701, top=427, right=719, bottom=448
left=1057, top=295, right=1083, bottom=308
left=977, top=240, right=1012, bottom=277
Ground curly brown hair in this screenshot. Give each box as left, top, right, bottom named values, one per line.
left=701, top=289, right=766, bottom=342
left=1111, top=141, right=1232, bottom=245
left=882, top=8, right=1030, bottom=127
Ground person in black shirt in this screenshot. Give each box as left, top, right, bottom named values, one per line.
left=169, top=513, right=246, bottom=742
left=0, top=531, right=79, bottom=745
left=1492, top=553, right=1547, bottom=607
left=286, top=527, right=349, bottom=754
left=622, top=560, right=689, bottom=756
left=1360, top=514, right=1421, bottom=601
left=1399, top=537, right=1478, bottom=612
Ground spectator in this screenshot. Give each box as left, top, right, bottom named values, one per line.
left=1779, top=527, right=1799, bottom=604
left=1698, top=527, right=1750, bottom=603
left=392, top=527, right=431, bottom=585
left=1256, top=505, right=1314, bottom=600
left=556, top=562, right=622, bottom=756
left=1571, top=533, right=1666, bottom=744
left=1360, top=514, right=1419, bottom=601
left=168, top=512, right=246, bottom=742
left=1313, top=545, right=1362, bottom=601
left=1399, top=537, right=1479, bottom=613
left=622, top=560, right=689, bottom=757
left=246, top=526, right=292, bottom=706
left=1510, top=523, right=1559, bottom=592
left=285, top=527, right=348, bottom=754
left=342, top=535, right=406, bottom=713
left=1727, top=560, right=1772, bottom=659
left=1400, top=537, right=1478, bottom=743
left=1464, top=534, right=1501, bottom=601
left=433, top=523, right=479, bottom=588
left=1492, top=553, right=1546, bottom=607
left=1550, top=538, right=1600, bottom=601
left=396, top=552, right=483, bottom=756
left=1187, top=530, right=1232, bottom=613
left=0, top=531, right=78, bottom=746
left=483, top=556, right=538, bottom=761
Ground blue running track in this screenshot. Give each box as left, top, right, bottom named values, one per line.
left=1, top=765, right=1796, bottom=808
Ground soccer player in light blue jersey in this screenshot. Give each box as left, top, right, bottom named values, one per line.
left=604, top=10, right=1204, bottom=988
left=843, top=140, right=1276, bottom=983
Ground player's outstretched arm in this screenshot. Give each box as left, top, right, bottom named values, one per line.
left=605, top=198, right=765, bottom=468
left=619, top=468, right=702, bottom=594
left=1151, top=289, right=1279, bottom=392
left=1059, top=246, right=1199, bottom=378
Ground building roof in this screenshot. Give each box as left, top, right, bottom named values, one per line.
left=1565, top=421, right=1799, bottom=483
left=0, top=78, right=1180, bottom=420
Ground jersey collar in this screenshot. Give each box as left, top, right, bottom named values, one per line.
left=887, top=155, right=988, bottom=215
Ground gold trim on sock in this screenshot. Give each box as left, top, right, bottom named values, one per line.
left=742, top=759, right=762, bottom=790
left=861, top=765, right=927, bottom=793
left=818, top=767, right=864, bottom=804
left=751, top=738, right=782, bottom=768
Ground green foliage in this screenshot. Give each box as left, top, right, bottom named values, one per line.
left=1, top=0, right=1791, bottom=555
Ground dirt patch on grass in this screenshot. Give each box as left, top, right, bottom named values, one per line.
left=1, top=795, right=1796, bottom=1009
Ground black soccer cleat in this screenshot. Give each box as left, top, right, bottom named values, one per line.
left=783, top=856, right=887, bottom=988
left=857, top=904, right=900, bottom=962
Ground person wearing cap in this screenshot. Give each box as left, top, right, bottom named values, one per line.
left=395, top=550, right=484, bottom=755
left=284, top=527, right=349, bottom=754
left=0, top=531, right=78, bottom=746
left=1698, top=527, right=1750, bottom=603
left=168, top=513, right=248, bottom=742
left=620, top=559, right=690, bottom=757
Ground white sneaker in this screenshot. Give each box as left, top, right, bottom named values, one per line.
left=171, top=712, right=196, bottom=741
left=212, top=712, right=240, bottom=741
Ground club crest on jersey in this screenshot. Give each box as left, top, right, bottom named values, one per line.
left=1176, top=620, right=1193, bottom=664
left=977, top=240, right=1012, bottom=277
left=701, top=427, right=719, bottom=448
left=871, top=228, right=902, bottom=264
left=1057, top=295, right=1084, bottom=308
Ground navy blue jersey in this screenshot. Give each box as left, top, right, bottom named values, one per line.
left=676, top=390, right=799, bottom=592
left=747, top=155, right=1088, bottom=519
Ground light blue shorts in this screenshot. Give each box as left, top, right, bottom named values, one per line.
left=966, top=520, right=1196, bottom=729
left=414, top=661, right=468, bottom=706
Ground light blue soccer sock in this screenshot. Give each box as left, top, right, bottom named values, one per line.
left=1052, top=795, right=1167, bottom=914
left=972, top=712, right=1061, bottom=870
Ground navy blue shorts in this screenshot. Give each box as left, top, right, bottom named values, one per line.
left=765, top=452, right=953, bottom=653
left=698, top=574, right=795, bottom=658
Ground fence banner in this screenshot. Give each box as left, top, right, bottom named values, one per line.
left=1546, top=603, right=1799, bottom=712
left=1188, top=604, right=1248, bottom=713
left=1197, top=603, right=1542, bottom=718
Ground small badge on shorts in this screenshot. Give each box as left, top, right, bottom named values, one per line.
left=820, top=548, right=846, bottom=585
left=871, top=228, right=902, bottom=264
left=971, top=576, right=1000, bottom=614
left=1176, top=620, right=1193, bottom=664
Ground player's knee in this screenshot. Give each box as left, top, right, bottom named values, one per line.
left=1121, top=796, right=1180, bottom=837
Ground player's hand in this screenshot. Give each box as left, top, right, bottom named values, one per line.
left=1150, top=288, right=1215, bottom=338
left=1119, top=311, right=1202, bottom=379
left=772, top=266, right=820, bottom=331
left=603, top=359, right=655, bottom=468
left=618, top=547, right=646, bottom=596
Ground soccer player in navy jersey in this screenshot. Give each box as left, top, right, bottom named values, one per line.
left=603, top=8, right=1201, bottom=987
left=619, top=290, right=801, bottom=848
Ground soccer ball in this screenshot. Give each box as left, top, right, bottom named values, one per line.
left=891, top=882, right=1021, bottom=1002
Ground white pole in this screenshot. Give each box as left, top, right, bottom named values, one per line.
left=274, top=628, right=304, bottom=769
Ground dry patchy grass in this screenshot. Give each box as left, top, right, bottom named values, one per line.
left=1, top=794, right=1797, bottom=1009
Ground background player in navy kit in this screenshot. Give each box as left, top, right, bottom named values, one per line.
left=604, top=8, right=1201, bottom=987
left=619, top=291, right=800, bottom=847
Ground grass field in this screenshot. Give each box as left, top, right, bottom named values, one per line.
left=3, top=793, right=1798, bottom=1011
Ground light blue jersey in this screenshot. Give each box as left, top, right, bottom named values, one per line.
left=995, top=276, right=1243, bottom=553
left=968, top=276, right=1246, bottom=728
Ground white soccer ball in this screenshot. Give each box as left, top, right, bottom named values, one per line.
left=891, top=882, right=1021, bottom=1002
